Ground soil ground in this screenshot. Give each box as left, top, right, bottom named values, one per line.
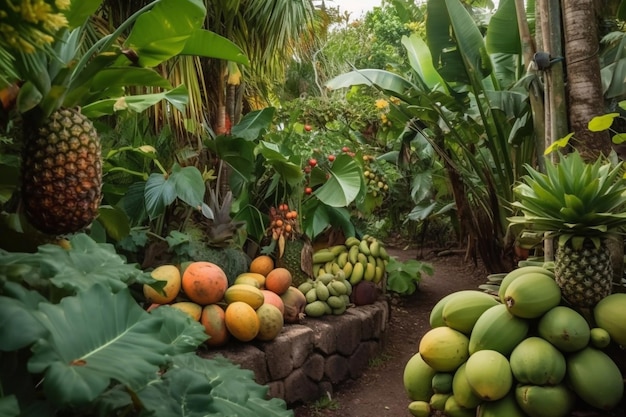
left=290, top=245, right=626, bottom=417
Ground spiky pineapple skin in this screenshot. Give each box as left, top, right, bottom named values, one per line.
left=554, top=239, right=613, bottom=308
left=21, top=108, right=102, bottom=235
left=277, top=238, right=313, bottom=287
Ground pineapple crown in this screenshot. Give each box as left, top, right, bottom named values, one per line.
left=508, top=151, right=626, bottom=244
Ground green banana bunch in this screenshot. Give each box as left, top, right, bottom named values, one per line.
left=297, top=270, right=353, bottom=317
left=312, top=236, right=390, bottom=287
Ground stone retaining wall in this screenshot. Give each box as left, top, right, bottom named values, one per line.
left=200, top=299, right=390, bottom=405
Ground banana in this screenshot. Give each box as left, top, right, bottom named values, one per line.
left=357, top=253, right=368, bottom=266
left=337, top=252, right=349, bottom=268
left=369, top=240, right=380, bottom=257
left=312, top=263, right=321, bottom=277
left=342, top=262, right=353, bottom=279
left=364, top=262, right=376, bottom=281
left=317, top=272, right=335, bottom=285
left=359, top=239, right=371, bottom=255
left=376, top=257, right=386, bottom=271
left=324, top=261, right=334, bottom=274
left=344, top=236, right=361, bottom=247
left=348, top=245, right=359, bottom=264
left=379, top=246, right=389, bottom=260
left=374, top=266, right=384, bottom=283
left=367, top=255, right=377, bottom=266
left=350, top=262, right=364, bottom=285
left=313, top=249, right=336, bottom=264
left=330, top=262, right=341, bottom=275
left=331, top=280, right=348, bottom=295
left=298, top=281, right=314, bottom=294
left=330, top=244, right=347, bottom=256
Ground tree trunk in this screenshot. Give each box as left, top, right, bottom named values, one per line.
left=561, top=0, right=611, bottom=160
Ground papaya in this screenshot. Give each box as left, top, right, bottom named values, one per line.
left=509, top=336, right=566, bottom=385
left=477, top=392, right=526, bottom=417
left=451, top=363, right=482, bottom=409
left=223, top=284, right=265, bottom=310
left=497, top=266, right=555, bottom=302
left=418, top=327, right=469, bottom=372
left=566, top=347, right=624, bottom=410
left=441, top=290, right=499, bottom=334
left=594, top=293, right=626, bottom=347
left=469, top=304, right=529, bottom=355
left=515, top=384, right=574, bottom=417
left=444, top=394, right=477, bottom=417
left=537, top=306, right=590, bottom=352
left=429, top=291, right=462, bottom=328
left=503, top=272, right=561, bottom=318
left=464, top=349, right=512, bottom=401
left=403, top=352, right=437, bottom=401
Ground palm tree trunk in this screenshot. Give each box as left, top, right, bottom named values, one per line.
left=561, top=0, right=611, bottom=159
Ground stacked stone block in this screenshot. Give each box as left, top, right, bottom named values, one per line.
left=200, top=299, right=389, bottom=405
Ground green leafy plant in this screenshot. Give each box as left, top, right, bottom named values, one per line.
left=385, top=256, right=434, bottom=295
left=0, top=234, right=294, bottom=417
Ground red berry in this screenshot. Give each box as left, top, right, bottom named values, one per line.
left=342, top=146, right=350, bottom=153
left=328, top=154, right=336, bottom=162
left=304, top=166, right=312, bottom=174
left=305, top=187, right=313, bottom=195
left=309, top=159, right=317, bottom=167
left=304, top=124, right=312, bottom=132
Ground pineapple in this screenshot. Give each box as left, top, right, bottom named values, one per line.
left=276, top=236, right=313, bottom=287
left=21, top=108, right=102, bottom=234
left=509, top=151, right=626, bottom=308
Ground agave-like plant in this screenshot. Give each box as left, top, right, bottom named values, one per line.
left=508, top=150, right=626, bottom=308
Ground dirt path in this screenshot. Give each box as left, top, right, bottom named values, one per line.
left=292, top=246, right=487, bottom=417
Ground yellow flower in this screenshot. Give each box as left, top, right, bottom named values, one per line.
left=55, top=0, right=70, bottom=10
left=42, top=12, right=67, bottom=31
left=375, top=99, right=389, bottom=109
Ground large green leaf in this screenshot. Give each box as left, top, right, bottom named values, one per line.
left=231, top=108, right=276, bottom=141
left=152, top=354, right=294, bottom=417
left=81, top=84, right=189, bottom=118
left=0, top=235, right=150, bottom=294
left=27, top=285, right=172, bottom=405
left=96, top=205, right=131, bottom=242
left=181, top=29, right=249, bottom=65
left=148, top=307, right=208, bottom=353
left=169, top=164, right=206, bottom=209
left=136, top=367, right=214, bottom=416
left=326, top=69, right=414, bottom=97
left=445, top=0, right=492, bottom=80
left=144, top=173, right=177, bottom=220
left=0, top=396, right=19, bottom=417
left=314, top=154, right=362, bottom=207
left=402, top=34, right=448, bottom=92
left=90, top=67, right=173, bottom=91
left=64, top=0, right=104, bottom=29
left=258, top=142, right=304, bottom=187
left=485, top=0, right=521, bottom=55
left=0, top=296, right=48, bottom=351
left=124, top=0, right=206, bottom=68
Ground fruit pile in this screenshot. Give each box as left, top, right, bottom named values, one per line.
left=403, top=265, right=625, bottom=417
left=312, top=235, right=389, bottom=286
left=143, top=256, right=307, bottom=347
left=296, top=270, right=352, bottom=317
left=268, top=203, right=299, bottom=242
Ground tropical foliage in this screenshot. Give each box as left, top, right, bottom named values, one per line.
left=0, top=234, right=293, bottom=417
